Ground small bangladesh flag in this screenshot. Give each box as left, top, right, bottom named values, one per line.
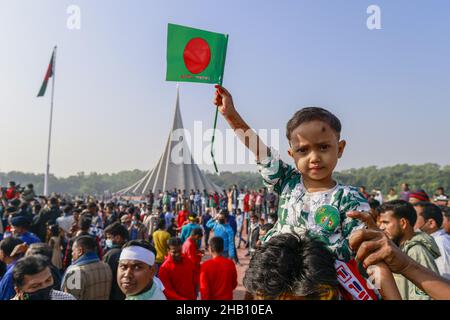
left=37, top=47, right=56, bottom=97
left=166, top=24, right=228, bottom=85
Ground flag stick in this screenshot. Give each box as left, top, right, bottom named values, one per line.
left=44, top=46, right=57, bottom=196
left=210, top=107, right=219, bottom=173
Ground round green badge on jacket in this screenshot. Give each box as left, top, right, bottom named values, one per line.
left=314, top=205, right=340, bottom=233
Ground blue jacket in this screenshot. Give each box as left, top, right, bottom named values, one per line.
left=180, top=223, right=202, bottom=247
left=206, top=220, right=235, bottom=259
left=20, top=231, right=41, bottom=245
left=0, top=261, right=18, bottom=300
left=227, top=215, right=237, bottom=235
left=201, top=214, right=212, bottom=230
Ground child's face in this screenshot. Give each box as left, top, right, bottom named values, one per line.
left=287, top=120, right=345, bottom=186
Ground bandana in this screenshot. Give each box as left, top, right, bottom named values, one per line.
left=120, top=246, right=155, bottom=266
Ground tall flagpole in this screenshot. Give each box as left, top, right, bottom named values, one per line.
left=44, top=46, right=57, bottom=197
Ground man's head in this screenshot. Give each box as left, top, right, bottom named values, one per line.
left=217, top=210, right=228, bottom=224
left=413, top=202, right=443, bottom=234
left=259, top=223, right=274, bottom=238
left=13, top=255, right=54, bottom=300
left=118, top=240, right=157, bottom=297
left=442, top=207, right=450, bottom=235
left=10, top=216, right=31, bottom=237
left=190, top=228, right=203, bottom=242
left=209, top=237, right=224, bottom=256
left=188, top=213, right=197, bottom=224
left=49, top=197, right=58, bottom=207
left=286, top=107, right=345, bottom=184
left=243, top=233, right=338, bottom=300
left=401, top=183, right=409, bottom=191
left=156, top=218, right=166, bottom=230
left=87, top=202, right=98, bottom=215
left=436, top=187, right=445, bottom=196
left=167, top=237, right=183, bottom=263
left=408, top=190, right=430, bottom=204
left=268, top=212, right=278, bottom=224
left=378, top=200, right=417, bottom=245
left=71, top=235, right=97, bottom=262
left=63, top=204, right=73, bottom=216
left=25, top=243, right=53, bottom=262
left=78, top=215, right=92, bottom=232
left=120, top=214, right=132, bottom=227
left=0, top=237, right=25, bottom=263
left=104, top=222, right=129, bottom=249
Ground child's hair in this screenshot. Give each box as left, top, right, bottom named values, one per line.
left=286, top=107, right=342, bottom=141
left=243, top=233, right=338, bottom=299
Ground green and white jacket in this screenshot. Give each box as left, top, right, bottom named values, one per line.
left=257, top=149, right=369, bottom=262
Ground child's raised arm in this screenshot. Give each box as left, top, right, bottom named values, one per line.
left=213, top=85, right=270, bottom=162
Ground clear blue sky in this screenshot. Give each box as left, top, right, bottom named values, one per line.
left=1, top=0, right=449, bottom=177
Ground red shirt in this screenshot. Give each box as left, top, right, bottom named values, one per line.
left=177, top=210, right=188, bottom=231
left=158, top=255, right=197, bottom=300
left=182, top=237, right=202, bottom=270
left=200, top=255, right=237, bottom=300
left=182, top=237, right=202, bottom=284
left=5, top=188, right=19, bottom=200
left=243, top=194, right=250, bottom=212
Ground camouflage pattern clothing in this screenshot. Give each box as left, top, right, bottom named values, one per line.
left=257, top=149, right=369, bottom=261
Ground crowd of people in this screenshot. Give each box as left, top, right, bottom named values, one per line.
left=0, top=178, right=448, bottom=300
left=0, top=180, right=283, bottom=300
left=0, top=85, right=448, bottom=300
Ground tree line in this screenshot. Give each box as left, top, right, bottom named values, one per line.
left=1, top=163, right=448, bottom=197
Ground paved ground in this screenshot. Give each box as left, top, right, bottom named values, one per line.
left=233, top=247, right=251, bottom=300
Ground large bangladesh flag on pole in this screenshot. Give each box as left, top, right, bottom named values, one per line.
left=37, top=48, right=56, bottom=97
left=166, top=23, right=228, bottom=85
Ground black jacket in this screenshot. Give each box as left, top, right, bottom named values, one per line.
left=103, top=247, right=125, bottom=300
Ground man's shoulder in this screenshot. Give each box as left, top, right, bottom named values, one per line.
left=51, top=290, right=77, bottom=300
left=405, top=239, right=438, bottom=262
left=201, top=258, right=225, bottom=272
left=104, top=248, right=121, bottom=260
left=160, top=259, right=174, bottom=271
left=80, top=260, right=111, bottom=272
left=433, top=230, right=450, bottom=243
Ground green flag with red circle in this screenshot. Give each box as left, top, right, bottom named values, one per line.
left=166, top=24, right=228, bottom=85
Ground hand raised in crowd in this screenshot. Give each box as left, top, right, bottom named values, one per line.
left=10, top=243, right=29, bottom=259
left=346, top=210, right=378, bottom=230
